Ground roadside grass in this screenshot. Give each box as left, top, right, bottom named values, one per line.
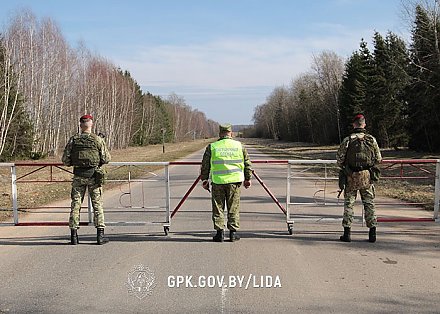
left=241, top=138, right=439, bottom=211
left=0, top=139, right=212, bottom=222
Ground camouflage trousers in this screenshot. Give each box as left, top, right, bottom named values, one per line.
left=342, top=185, right=377, bottom=228
left=211, top=183, right=241, bottom=231
left=69, top=176, right=105, bottom=229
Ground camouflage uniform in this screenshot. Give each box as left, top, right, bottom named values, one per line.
left=201, top=136, right=252, bottom=231
left=336, top=128, right=382, bottom=228
left=62, top=132, right=111, bottom=229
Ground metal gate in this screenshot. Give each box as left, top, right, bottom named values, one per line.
left=286, top=159, right=440, bottom=234
left=1, top=159, right=439, bottom=235
left=0, top=162, right=171, bottom=234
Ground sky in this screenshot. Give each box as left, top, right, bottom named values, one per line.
left=0, top=0, right=408, bottom=125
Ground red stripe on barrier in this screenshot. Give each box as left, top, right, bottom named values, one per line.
left=381, top=159, right=439, bottom=164
left=252, top=160, right=289, bottom=164
left=377, top=217, right=435, bottom=222
left=252, top=170, right=287, bottom=215
left=170, top=175, right=201, bottom=219
left=14, top=162, right=64, bottom=166
left=169, top=161, right=200, bottom=165
left=169, top=160, right=290, bottom=165
left=15, top=222, right=89, bottom=226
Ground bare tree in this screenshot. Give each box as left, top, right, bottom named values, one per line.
left=311, top=51, right=345, bottom=142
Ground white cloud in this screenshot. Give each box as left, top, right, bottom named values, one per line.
left=113, top=29, right=373, bottom=91
left=110, top=27, right=386, bottom=124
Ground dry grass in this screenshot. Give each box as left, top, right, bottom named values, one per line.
left=0, top=139, right=212, bottom=222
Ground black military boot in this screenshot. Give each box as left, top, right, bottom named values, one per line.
left=213, top=230, right=224, bottom=242
left=97, top=228, right=109, bottom=245
left=230, top=230, right=240, bottom=242
left=340, top=227, right=351, bottom=242
left=70, top=229, right=79, bottom=245
left=369, top=227, right=376, bottom=243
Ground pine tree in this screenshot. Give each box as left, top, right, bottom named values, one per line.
left=407, top=5, right=440, bottom=151
left=384, top=32, right=410, bottom=148
left=152, top=96, right=172, bottom=145
left=367, top=32, right=410, bottom=148
left=338, top=40, right=372, bottom=136
left=366, top=32, right=388, bottom=146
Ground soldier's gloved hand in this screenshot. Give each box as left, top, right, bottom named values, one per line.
left=202, top=180, right=210, bottom=191
left=244, top=180, right=251, bottom=189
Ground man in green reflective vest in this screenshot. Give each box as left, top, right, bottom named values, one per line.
left=201, top=124, right=252, bottom=242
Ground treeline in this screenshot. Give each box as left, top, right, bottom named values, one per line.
left=252, top=51, right=344, bottom=144
left=252, top=1, right=440, bottom=152
left=0, top=10, right=217, bottom=161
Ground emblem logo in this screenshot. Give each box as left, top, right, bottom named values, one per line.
left=126, top=264, right=157, bottom=299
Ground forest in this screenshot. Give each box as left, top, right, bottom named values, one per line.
left=2, top=2, right=439, bottom=162
left=252, top=2, right=440, bottom=152
left=0, top=10, right=218, bottom=161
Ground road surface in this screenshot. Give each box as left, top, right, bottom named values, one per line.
left=0, top=144, right=439, bottom=313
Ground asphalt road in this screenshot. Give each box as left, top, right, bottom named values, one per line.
left=0, top=144, right=439, bottom=313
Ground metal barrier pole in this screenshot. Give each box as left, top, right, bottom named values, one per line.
left=286, top=163, right=291, bottom=220
left=324, top=164, right=328, bottom=205
left=170, top=175, right=201, bottom=219
left=286, top=163, right=293, bottom=234
left=252, top=170, right=286, bottom=215
left=165, top=165, right=171, bottom=226
left=11, top=165, right=18, bottom=225
left=434, top=160, right=440, bottom=221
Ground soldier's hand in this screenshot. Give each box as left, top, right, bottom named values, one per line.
left=244, top=180, right=251, bottom=189
left=202, top=180, right=210, bottom=191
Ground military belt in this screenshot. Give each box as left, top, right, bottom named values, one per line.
left=350, top=165, right=372, bottom=172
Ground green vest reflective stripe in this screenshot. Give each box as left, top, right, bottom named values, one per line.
left=210, top=138, right=244, bottom=184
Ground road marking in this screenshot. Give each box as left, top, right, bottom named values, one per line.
left=221, top=285, right=228, bottom=313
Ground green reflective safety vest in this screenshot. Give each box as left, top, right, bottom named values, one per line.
left=210, top=138, right=245, bottom=184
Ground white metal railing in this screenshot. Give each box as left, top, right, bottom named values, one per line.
left=286, top=159, right=440, bottom=234
left=1, top=159, right=439, bottom=236
left=0, top=162, right=171, bottom=234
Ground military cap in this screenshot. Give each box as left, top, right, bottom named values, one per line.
left=353, top=114, right=365, bottom=122
left=80, top=114, right=93, bottom=122
left=219, top=124, right=232, bottom=133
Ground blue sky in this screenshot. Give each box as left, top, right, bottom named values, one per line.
left=1, top=0, right=407, bottom=124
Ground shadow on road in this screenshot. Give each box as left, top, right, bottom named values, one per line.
left=1, top=225, right=438, bottom=253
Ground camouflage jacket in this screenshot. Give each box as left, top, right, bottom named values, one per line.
left=62, top=132, right=111, bottom=167
left=200, top=136, right=252, bottom=181
left=336, top=128, right=382, bottom=168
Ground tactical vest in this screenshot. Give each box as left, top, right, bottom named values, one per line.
left=345, top=133, right=375, bottom=171
left=210, top=138, right=245, bottom=184
left=70, top=133, right=101, bottom=167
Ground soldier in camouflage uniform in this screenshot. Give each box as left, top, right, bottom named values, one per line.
left=336, top=114, right=382, bottom=243
left=62, top=114, right=111, bottom=245
left=201, top=124, right=252, bottom=242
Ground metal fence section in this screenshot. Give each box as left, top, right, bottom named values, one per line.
left=1, top=159, right=439, bottom=235
left=0, top=163, right=16, bottom=225
left=286, top=159, right=440, bottom=234
left=1, top=162, right=171, bottom=234
left=104, top=162, right=171, bottom=234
